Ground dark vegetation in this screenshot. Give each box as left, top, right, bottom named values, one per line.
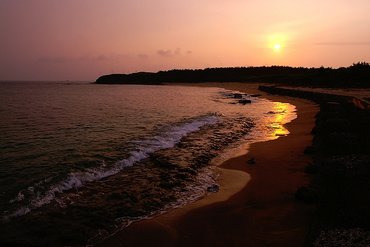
left=259, top=86, right=370, bottom=246
left=308, top=101, right=370, bottom=246
left=96, top=62, right=370, bottom=88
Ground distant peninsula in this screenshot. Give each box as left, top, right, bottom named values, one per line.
left=96, top=62, right=370, bottom=88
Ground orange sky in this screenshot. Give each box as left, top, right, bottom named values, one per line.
left=1, top=0, right=370, bottom=80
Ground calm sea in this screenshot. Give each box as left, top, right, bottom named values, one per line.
left=0, top=82, right=296, bottom=246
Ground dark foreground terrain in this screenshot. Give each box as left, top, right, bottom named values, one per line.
left=259, top=86, right=370, bottom=246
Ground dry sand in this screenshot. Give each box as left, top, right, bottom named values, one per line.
left=98, top=82, right=319, bottom=247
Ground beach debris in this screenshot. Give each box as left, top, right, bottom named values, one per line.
left=207, top=184, right=219, bottom=193
left=247, top=158, right=256, bottom=165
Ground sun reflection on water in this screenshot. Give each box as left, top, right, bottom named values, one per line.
left=268, top=102, right=294, bottom=137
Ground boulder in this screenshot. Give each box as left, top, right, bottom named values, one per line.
left=238, top=99, right=252, bottom=104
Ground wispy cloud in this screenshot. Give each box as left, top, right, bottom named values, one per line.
left=137, top=54, right=149, bottom=59
left=157, top=49, right=174, bottom=57
left=157, top=48, right=186, bottom=58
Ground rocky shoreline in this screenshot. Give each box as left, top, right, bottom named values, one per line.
left=259, top=85, right=370, bottom=246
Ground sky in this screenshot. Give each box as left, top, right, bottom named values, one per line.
left=1, top=0, right=370, bottom=81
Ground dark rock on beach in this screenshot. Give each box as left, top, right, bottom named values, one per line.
left=233, top=93, right=243, bottom=98
left=247, top=158, right=256, bottom=165
left=207, top=184, right=219, bottom=193
left=250, top=94, right=261, bottom=97
left=238, top=99, right=252, bottom=104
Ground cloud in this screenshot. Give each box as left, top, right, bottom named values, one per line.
left=315, top=42, right=370, bottom=46
left=174, top=48, right=181, bottom=55
left=157, top=49, right=173, bottom=57
left=137, top=54, right=149, bottom=59
left=157, top=48, right=184, bottom=57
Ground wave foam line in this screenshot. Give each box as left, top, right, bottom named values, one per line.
left=5, top=115, right=219, bottom=219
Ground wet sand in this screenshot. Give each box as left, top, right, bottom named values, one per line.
left=98, top=83, right=319, bottom=247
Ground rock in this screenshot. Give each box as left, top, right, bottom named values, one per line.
left=233, top=93, right=243, bottom=98
left=175, top=173, right=191, bottom=180
left=207, top=184, right=219, bottom=193
left=106, top=192, right=123, bottom=201
left=247, top=158, right=256, bottom=165
left=151, top=154, right=174, bottom=168
left=250, top=94, right=261, bottom=97
left=238, top=99, right=252, bottom=104
left=159, top=178, right=182, bottom=189
left=178, top=167, right=197, bottom=175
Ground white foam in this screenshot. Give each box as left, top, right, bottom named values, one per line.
left=5, top=115, right=219, bottom=219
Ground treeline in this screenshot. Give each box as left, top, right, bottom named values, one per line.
left=95, top=62, right=370, bottom=88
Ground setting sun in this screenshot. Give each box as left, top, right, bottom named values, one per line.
left=267, top=33, right=286, bottom=55
left=273, top=43, right=282, bottom=52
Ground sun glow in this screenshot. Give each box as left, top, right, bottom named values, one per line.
left=268, top=33, right=286, bottom=54
left=273, top=43, right=282, bottom=52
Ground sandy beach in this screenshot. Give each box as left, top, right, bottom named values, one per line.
left=98, top=83, right=319, bottom=247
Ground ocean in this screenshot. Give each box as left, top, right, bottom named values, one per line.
left=0, top=82, right=296, bottom=246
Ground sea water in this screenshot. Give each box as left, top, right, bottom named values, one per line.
left=0, top=82, right=296, bottom=246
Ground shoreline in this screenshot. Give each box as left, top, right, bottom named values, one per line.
left=98, top=83, right=319, bottom=247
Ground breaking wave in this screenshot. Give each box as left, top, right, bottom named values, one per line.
left=5, top=114, right=220, bottom=219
